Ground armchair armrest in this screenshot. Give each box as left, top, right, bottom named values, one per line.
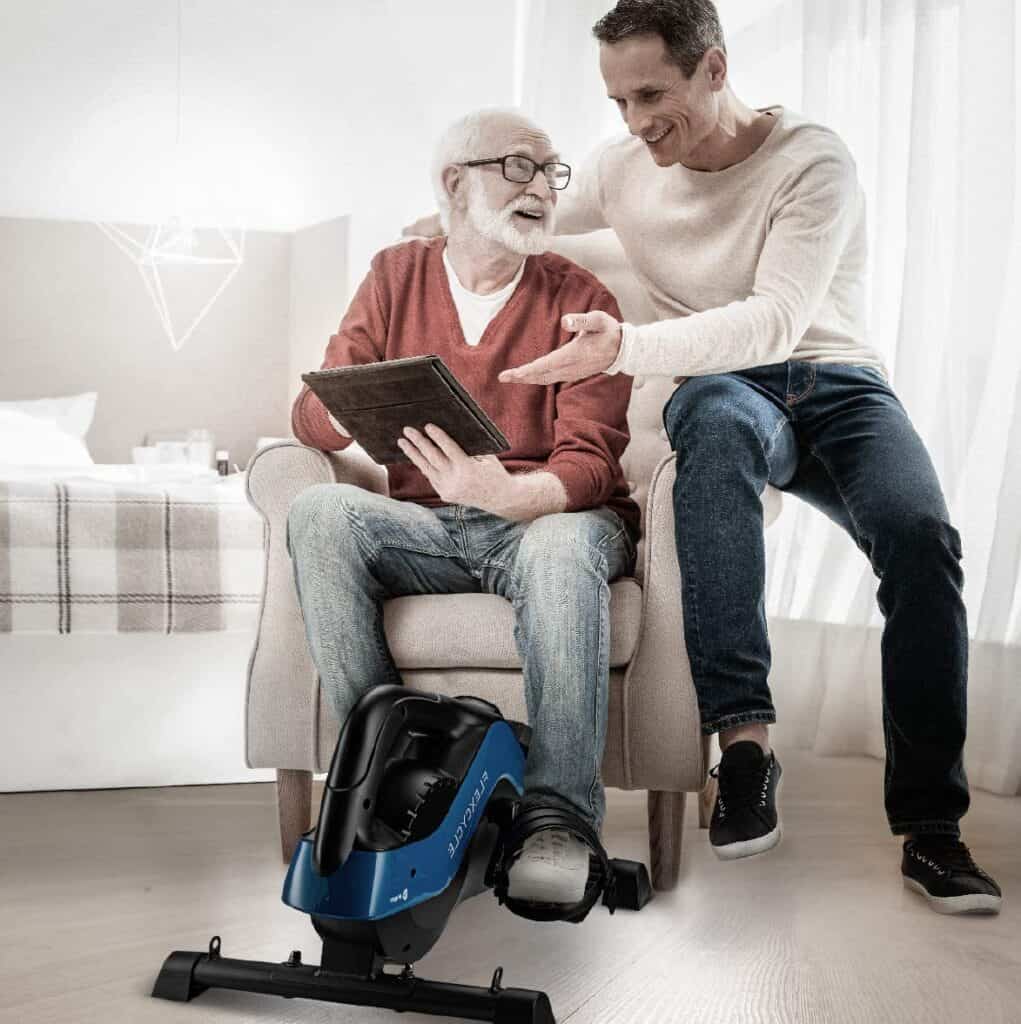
left=246, top=440, right=387, bottom=519
left=244, top=441, right=387, bottom=769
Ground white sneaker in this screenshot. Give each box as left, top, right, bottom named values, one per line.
left=506, top=828, right=590, bottom=904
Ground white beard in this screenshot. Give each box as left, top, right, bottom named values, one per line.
left=466, top=184, right=555, bottom=256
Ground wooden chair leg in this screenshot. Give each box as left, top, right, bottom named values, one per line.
left=276, top=768, right=312, bottom=863
left=647, top=790, right=686, bottom=891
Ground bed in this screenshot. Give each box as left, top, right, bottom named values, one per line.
left=0, top=395, right=273, bottom=791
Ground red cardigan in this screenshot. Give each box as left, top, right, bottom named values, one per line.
left=292, top=238, right=639, bottom=541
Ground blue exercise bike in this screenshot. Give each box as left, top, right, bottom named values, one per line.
left=153, top=685, right=652, bottom=1023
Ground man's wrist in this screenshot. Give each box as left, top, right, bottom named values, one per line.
left=603, top=322, right=634, bottom=375
left=496, top=472, right=568, bottom=521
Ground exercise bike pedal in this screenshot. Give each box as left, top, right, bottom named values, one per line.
left=603, top=858, right=653, bottom=911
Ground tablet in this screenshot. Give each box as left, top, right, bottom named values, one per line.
left=301, top=355, right=511, bottom=465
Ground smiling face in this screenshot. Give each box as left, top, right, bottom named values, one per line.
left=600, top=32, right=725, bottom=168
left=449, top=118, right=560, bottom=255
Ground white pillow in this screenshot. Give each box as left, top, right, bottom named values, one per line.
left=0, top=409, right=94, bottom=466
left=0, top=392, right=98, bottom=439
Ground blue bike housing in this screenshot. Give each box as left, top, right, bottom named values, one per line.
left=283, top=718, right=525, bottom=920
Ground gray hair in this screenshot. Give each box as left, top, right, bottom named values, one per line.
left=431, top=107, right=542, bottom=231
left=593, top=0, right=726, bottom=79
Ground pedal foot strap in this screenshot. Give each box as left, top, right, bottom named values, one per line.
left=492, top=804, right=616, bottom=923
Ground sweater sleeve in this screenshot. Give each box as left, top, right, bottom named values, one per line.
left=291, top=265, right=387, bottom=450
left=553, top=143, right=611, bottom=236
left=606, top=154, right=863, bottom=377
left=544, top=288, right=633, bottom=511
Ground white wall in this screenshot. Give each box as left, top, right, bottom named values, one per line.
left=288, top=216, right=349, bottom=409
left=0, top=0, right=518, bottom=248
left=1, top=216, right=292, bottom=467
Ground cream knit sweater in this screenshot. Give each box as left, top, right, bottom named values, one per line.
left=557, top=105, right=887, bottom=379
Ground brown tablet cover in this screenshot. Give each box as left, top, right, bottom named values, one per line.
left=301, top=355, right=511, bottom=465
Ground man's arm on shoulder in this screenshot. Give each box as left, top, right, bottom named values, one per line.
left=554, top=142, right=611, bottom=237
left=291, top=264, right=387, bottom=450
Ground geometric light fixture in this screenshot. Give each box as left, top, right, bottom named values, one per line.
left=95, top=219, right=244, bottom=351
left=94, top=0, right=245, bottom=350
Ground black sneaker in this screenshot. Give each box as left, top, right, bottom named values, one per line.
left=708, top=741, right=782, bottom=860
left=902, top=837, right=1002, bottom=914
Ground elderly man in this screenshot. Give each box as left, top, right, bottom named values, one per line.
left=486, top=0, right=1002, bottom=914
left=287, top=108, right=639, bottom=906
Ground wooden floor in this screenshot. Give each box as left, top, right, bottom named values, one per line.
left=1, top=748, right=1018, bottom=1024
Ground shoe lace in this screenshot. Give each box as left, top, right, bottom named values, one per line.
left=709, top=756, right=772, bottom=817
left=910, top=838, right=986, bottom=878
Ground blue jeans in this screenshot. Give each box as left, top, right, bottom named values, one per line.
left=663, top=361, right=970, bottom=838
left=286, top=485, right=637, bottom=832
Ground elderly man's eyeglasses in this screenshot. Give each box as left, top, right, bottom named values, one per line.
left=461, top=155, right=572, bottom=190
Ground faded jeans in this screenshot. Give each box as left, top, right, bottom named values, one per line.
left=286, top=484, right=637, bottom=832
left=663, top=361, right=970, bottom=838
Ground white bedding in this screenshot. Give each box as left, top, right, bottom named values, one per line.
left=0, top=462, right=230, bottom=485
left=0, top=466, right=262, bottom=633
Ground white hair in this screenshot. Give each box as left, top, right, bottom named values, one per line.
left=430, top=107, right=546, bottom=231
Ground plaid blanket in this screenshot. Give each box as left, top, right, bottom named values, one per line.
left=0, top=478, right=265, bottom=633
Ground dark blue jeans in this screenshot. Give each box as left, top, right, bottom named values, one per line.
left=663, top=361, right=969, bottom=837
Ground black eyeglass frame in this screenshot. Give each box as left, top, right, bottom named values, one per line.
left=460, top=155, right=572, bottom=190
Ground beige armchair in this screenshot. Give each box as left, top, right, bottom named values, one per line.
left=244, top=231, right=782, bottom=891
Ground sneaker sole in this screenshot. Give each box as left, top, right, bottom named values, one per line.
left=711, top=774, right=783, bottom=862
left=902, top=877, right=1002, bottom=915
left=506, top=878, right=588, bottom=904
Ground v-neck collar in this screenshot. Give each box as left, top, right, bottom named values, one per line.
left=435, top=239, right=534, bottom=352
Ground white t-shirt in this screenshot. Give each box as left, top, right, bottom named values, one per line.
left=557, top=105, right=887, bottom=379
left=442, top=249, right=525, bottom=347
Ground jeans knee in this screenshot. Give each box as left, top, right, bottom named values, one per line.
left=890, top=513, right=960, bottom=556
left=664, top=383, right=766, bottom=458
left=287, top=483, right=359, bottom=557
left=873, top=512, right=963, bottom=580
left=516, top=514, right=610, bottom=576
left=288, top=485, right=329, bottom=552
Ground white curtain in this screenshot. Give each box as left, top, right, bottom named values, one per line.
left=519, top=0, right=1021, bottom=796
